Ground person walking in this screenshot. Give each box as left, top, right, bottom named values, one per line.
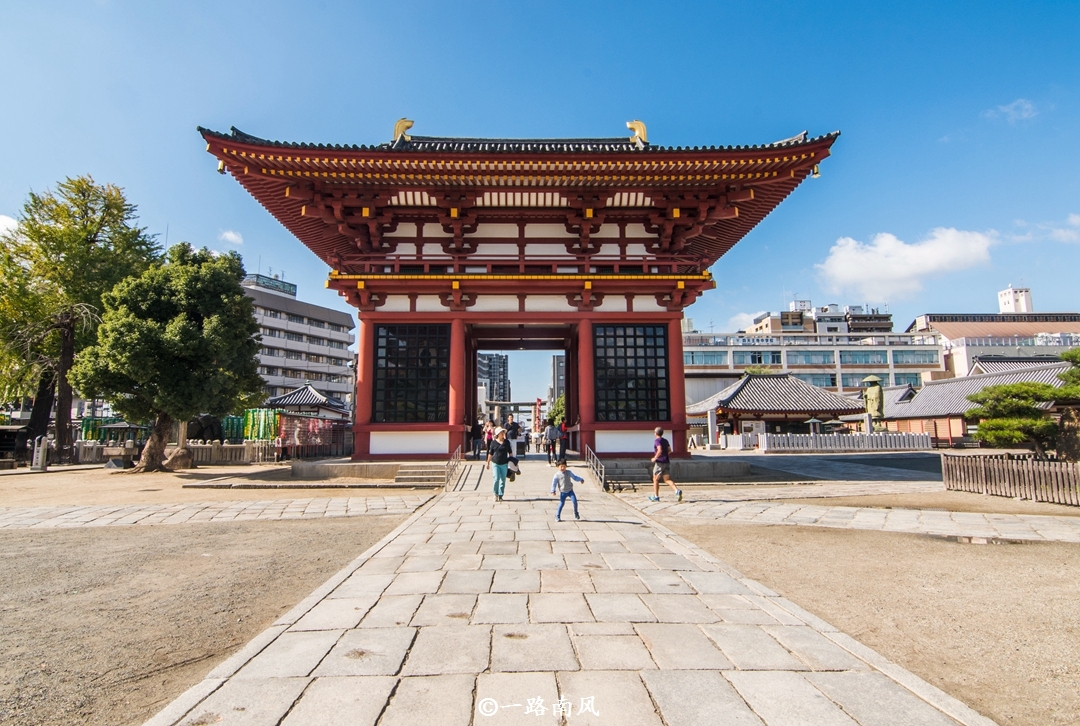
left=506, top=414, right=522, bottom=459
left=544, top=419, right=560, bottom=465
left=550, top=459, right=583, bottom=522
left=470, top=418, right=484, bottom=460
left=485, top=427, right=513, bottom=502
left=648, top=426, right=682, bottom=502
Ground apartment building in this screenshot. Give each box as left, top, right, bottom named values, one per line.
left=477, top=353, right=510, bottom=402
left=548, top=354, right=566, bottom=406
left=748, top=300, right=893, bottom=335
left=241, top=274, right=356, bottom=404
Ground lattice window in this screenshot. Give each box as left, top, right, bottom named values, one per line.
left=594, top=325, right=669, bottom=422
left=373, top=324, right=450, bottom=423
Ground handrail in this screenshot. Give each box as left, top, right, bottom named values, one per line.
left=584, top=445, right=607, bottom=492
left=445, top=445, right=463, bottom=491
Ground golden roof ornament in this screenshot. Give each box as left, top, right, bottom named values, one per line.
left=626, top=120, right=647, bottom=147
left=393, top=118, right=414, bottom=143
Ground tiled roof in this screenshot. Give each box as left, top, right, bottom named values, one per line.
left=970, top=356, right=1063, bottom=374
left=199, top=126, right=839, bottom=155
left=266, top=384, right=347, bottom=410
left=686, top=374, right=865, bottom=416
left=886, top=363, right=1069, bottom=419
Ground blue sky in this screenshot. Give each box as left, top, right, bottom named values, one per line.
left=2, top=1, right=1078, bottom=402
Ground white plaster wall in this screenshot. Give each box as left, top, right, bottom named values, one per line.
left=592, top=226, right=621, bottom=239
left=379, top=296, right=411, bottom=313
left=524, top=224, right=573, bottom=238
left=595, top=430, right=658, bottom=453
left=623, top=224, right=653, bottom=239
left=525, top=297, right=575, bottom=312
left=370, top=431, right=449, bottom=455
left=633, top=296, right=668, bottom=312
left=472, top=243, right=521, bottom=256
left=470, top=296, right=521, bottom=312
left=384, top=223, right=418, bottom=238
left=415, top=295, right=445, bottom=313
left=471, top=224, right=520, bottom=239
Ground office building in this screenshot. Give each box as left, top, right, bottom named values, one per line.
left=477, top=353, right=510, bottom=403
left=548, top=354, right=566, bottom=405
left=241, top=274, right=356, bottom=404
left=747, top=300, right=893, bottom=335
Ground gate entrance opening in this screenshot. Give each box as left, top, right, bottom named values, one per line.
left=200, top=123, right=838, bottom=459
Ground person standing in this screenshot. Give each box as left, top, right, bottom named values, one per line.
left=550, top=459, right=583, bottom=522
left=544, top=419, right=560, bottom=465
left=506, top=414, right=522, bottom=459
left=485, top=427, right=513, bottom=502
left=470, top=418, right=484, bottom=460
left=558, top=418, right=569, bottom=460
left=648, top=426, right=682, bottom=502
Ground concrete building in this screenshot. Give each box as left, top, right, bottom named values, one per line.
left=476, top=353, right=510, bottom=403
left=548, top=353, right=566, bottom=406
left=682, top=330, right=944, bottom=406
left=906, top=288, right=1080, bottom=377
left=747, top=300, right=893, bottom=335
left=242, top=274, right=356, bottom=405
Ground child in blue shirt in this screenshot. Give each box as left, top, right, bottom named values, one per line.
left=550, top=459, right=583, bottom=522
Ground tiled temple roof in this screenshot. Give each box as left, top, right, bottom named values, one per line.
left=687, top=374, right=865, bottom=416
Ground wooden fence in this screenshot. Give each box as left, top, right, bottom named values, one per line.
left=941, top=454, right=1080, bottom=507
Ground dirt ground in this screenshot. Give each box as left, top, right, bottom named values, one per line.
left=0, top=515, right=403, bottom=726
left=670, top=520, right=1080, bottom=726
left=780, top=491, right=1080, bottom=517
left=0, top=465, right=434, bottom=507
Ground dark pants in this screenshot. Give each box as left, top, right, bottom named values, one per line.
left=556, top=490, right=578, bottom=519
left=558, top=438, right=568, bottom=459
left=472, top=437, right=483, bottom=459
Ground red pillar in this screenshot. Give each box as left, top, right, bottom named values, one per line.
left=577, top=320, right=596, bottom=454
left=354, top=317, right=375, bottom=458
left=668, top=316, right=688, bottom=457
left=448, top=317, right=466, bottom=454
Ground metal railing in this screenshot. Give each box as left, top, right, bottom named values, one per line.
left=445, top=445, right=463, bottom=490
left=584, top=445, right=607, bottom=492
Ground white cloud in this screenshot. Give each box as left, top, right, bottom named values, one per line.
left=219, top=229, right=243, bottom=245
left=1013, top=213, right=1080, bottom=244
left=982, top=98, right=1037, bottom=123
left=0, top=214, right=17, bottom=236
left=726, top=311, right=768, bottom=332
left=815, top=227, right=995, bottom=302
left=1068, top=213, right=1080, bottom=227
left=1048, top=227, right=1079, bottom=243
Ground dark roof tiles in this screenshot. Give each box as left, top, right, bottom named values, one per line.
left=687, top=374, right=865, bottom=416
left=266, top=383, right=347, bottom=410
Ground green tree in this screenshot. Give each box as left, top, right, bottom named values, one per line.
left=0, top=177, right=160, bottom=459
left=71, top=244, right=263, bottom=472
left=965, top=382, right=1059, bottom=457
left=1053, top=348, right=1080, bottom=461
left=548, top=393, right=566, bottom=426
left=743, top=365, right=780, bottom=375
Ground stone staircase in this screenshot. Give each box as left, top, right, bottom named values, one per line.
left=601, top=461, right=652, bottom=493
left=393, top=464, right=447, bottom=487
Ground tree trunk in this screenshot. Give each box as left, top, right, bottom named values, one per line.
left=130, top=411, right=172, bottom=473
left=54, top=316, right=76, bottom=464
left=1059, top=407, right=1080, bottom=463
left=164, top=418, right=195, bottom=470
left=27, top=371, right=56, bottom=448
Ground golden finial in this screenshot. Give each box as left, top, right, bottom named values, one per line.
left=393, top=118, right=414, bottom=142
left=626, top=120, right=648, bottom=144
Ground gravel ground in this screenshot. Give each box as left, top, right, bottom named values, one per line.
left=670, top=520, right=1080, bottom=726
left=778, top=491, right=1080, bottom=517
left=0, top=516, right=403, bottom=726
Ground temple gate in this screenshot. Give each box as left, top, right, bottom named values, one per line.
left=200, top=122, right=837, bottom=459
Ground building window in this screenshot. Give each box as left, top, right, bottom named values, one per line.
left=892, top=350, right=939, bottom=364
left=732, top=350, right=782, bottom=365
left=308, top=336, right=327, bottom=347
left=260, top=327, right=282, bottom=338
left=261, top=347, right=284, bottom=357
left=684, top=351, right=728, bottom=365
left=893, top=372, right=923, bottom=387
left=787, top=350, right=835, bottom=365
left=287, top=314, right=305, bottom=324
left=791, top=373, right=837, bottom=387
left=285, top=331, right=305, bottom=342
left=841, top=373, right=890, bottom=388
left=328, top=340, right=348, bottom=349
left=308, top=319, right=325, bottom=329
left=373, top=324, right=450, bottom=423
left=328, top=323, right=346, bottom=333
left=262, top=308, right=281, bottom=319
left=307, top=354, right=325, bottom=364
left=594, top=325, right=669, bottom=422
left=839, top=350, right=888, bottom=365
left=285, top=351, right=304, bottom=360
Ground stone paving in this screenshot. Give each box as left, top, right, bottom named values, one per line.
left=623, top=496, right=1080, bottom=543
left=675, top=480, right=945, bottom=501
left=0, top=495, right=433, bottom=529
left=146, top=463, right=994, bottom=726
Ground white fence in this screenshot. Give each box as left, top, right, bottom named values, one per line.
left=758, top=432, right=932, bottom=453
left=717, top=433, right=759, bottom=451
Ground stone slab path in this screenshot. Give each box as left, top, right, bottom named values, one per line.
left=670, top=480, right=945, bottom=501
left=0, top=495, right=434, bottom=529
left=624, top=496, right=1080, bottom=543
left=145, top=463, right=995, bottom=726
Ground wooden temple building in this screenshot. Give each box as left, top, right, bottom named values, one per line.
left=200, top=122, right=838, bottom=459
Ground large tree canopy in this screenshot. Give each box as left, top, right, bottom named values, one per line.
left=71, top=244, right=263, bottom=472
left=0, top=176, right=160, bottom=458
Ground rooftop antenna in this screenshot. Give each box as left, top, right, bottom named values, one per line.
left=164, top=224, right=169, bottom=247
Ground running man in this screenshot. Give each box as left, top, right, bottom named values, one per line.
left=648, top=426, right=682, bottom=502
